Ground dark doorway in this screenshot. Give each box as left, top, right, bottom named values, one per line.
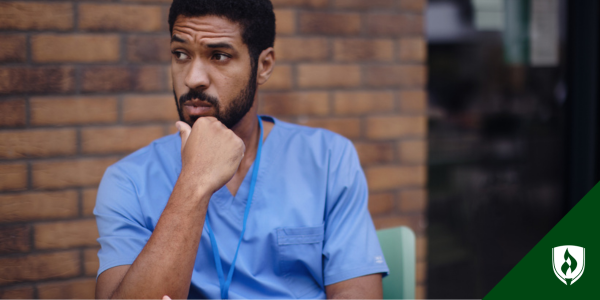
left=426, top=0, right=598, bottom=298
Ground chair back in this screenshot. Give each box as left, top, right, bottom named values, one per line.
left=376, top=226, right=416, bottom=299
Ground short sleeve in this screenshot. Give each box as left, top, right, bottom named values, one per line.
left=322, top=138, right=389, bottom=286
left=94, top=165, right=152, bottom=278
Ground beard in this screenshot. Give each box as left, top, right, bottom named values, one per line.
left=173, top=64, right=258, bottom=129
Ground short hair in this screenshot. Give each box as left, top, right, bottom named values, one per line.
left=168, top=0, right=276, bottom=64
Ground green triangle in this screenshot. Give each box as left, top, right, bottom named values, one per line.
left=484, top=182, right=600, bottom=299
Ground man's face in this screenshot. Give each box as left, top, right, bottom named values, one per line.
left=170, top=15, right=256, bottom=128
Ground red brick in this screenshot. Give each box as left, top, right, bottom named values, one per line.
left=0, top=251, right=80, bottom=285
left=139, top=66, right=168, bottom=92
left=0, top=286, right=34, bottom=299
left=122, top=0, right=172, bottom=3
left=34, top=219, right=99, bottom=250
left=38, top=278, right=96, bottom=299
left=414, top=213, right=427, bottom=235
left=416, top=234, right=427, bottom=261
left=0, top=2, right=73, bottom=31
left=333, top=0, right=396, bottom=9
left=368, top=192, right=395, bottom=215
left=122, top=94, right=179, bottom=123
left=79, top=4, right=162, bottom=32
left=0, top=226, right=30, bottom=254
left=81, top=126, right=164, bottom=154
left=354, top=142, right=395, bottom=165
left=334, top=39, right=394, bottom=62
left=81, top=66, right=166, bottom=92
left=416, top=284, right=426, bottom=299
left=32, top=34, right=120, bottom=63
left=160, top=6, right=170, bottom=32
left=366, top=13, right=423, bottom=36
left=0, top=35, right=26, bottom=62
left=0, top=67, right=75, bottom=94
left=272, top=0, right=328, bottom=8
left=260, top=92, right=329, bottom=116
left=366, top=115, right=426, bottom=139
left=399, top=37, right=427, bottom=62
left=373, top=215, right=417, bottom=230
left=274, top=9, right=296, bottom=35
left=127, top=35, right=171, bottom=62
left=398, top=139, right=427, bottom=164
left=416, top=260, right=427, bottom=283
left=261, top=64, right=293, bottom=90
left=365, top=165, right=426, bottom=191
left=298, top=118, right=361, bottom=139
left=0, top=129, right=76, bottom=159
left=399, top=188, right=427, bottom=213
left=167, top=124, right=179, bottom=135
left=300, top=12, right=361, bottom=35
left=32, top=157, right=118, bottom=189
left=399, top=0, right=427, bottom=12
left=0, top=163, right=27, bottom=191
left=82, top=188, right=98, bottom=216
left=297, top=64, right=361, bottom=88
left=84, top=248, right=100, bottom=276
left=167, top=66, right=174, bottom=90
left=399, top=89, right=427, bottom=113
left=334, top=91, right=394, bottom=115
left=30, top=96, right=118, bottom=126
left=0, top=98, right=26, bottom=127
left=365, top=65, right=426, bottom=88
left=274, top=37, right=329, bottom=61
left=0, top=191, right=78, bottom=223
left=274, top=116, right=295, bottom=123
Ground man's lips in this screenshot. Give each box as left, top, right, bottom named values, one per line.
left=183, top=99, right=212, bottom=107
left=183, top=100, right=213, bottom=115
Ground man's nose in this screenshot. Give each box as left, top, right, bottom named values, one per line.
left=184, top=59, right=210, bottom=90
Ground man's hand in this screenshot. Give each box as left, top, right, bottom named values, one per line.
left=176, top=117, right=245, bottom=194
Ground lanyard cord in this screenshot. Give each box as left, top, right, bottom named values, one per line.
left=204, top=117, right=264, bottom=299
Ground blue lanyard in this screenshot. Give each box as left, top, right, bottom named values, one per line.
left=204, top=117, right=264, bottom=299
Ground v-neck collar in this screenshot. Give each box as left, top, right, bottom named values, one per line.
left=223, top=115, right=275, bottom=198
left=209, top=115, right=277, bottom=211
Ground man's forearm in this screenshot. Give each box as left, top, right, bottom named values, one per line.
left=110, top=177, right=211, bottom=299
left=98, top=117, right=246, bottom=299
left=325, top=274, right=383, bottom=299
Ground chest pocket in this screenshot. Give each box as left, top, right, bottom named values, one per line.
left=277, top=225, right=325, bottom=298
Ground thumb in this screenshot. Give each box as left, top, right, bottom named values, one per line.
left=176, top=121, right=192, bottom=151
left=162, top=296, right=172, bottom=300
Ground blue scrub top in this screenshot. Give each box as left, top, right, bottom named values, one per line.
left=94, top=115, right=389, bottom=299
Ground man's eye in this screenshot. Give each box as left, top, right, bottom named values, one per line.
left=172, top=51, right=189, bottom=60
left=212, top=53, right=230, bottom=61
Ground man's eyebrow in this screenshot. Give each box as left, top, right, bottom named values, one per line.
left=171, top=35, right=186, bottom=43
left=206, top=43, right=234, bottom=50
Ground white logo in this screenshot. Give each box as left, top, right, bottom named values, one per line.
left=374, top=256, right=384, bottom=264
left=552, top=245, right=585, bottom=285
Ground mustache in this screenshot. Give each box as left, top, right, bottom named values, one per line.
left=178, top=89, right=219, bottom=107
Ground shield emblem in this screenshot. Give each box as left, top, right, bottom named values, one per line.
left=552, top=245, right=585, bottom=285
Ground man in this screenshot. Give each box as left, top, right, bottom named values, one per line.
left=94, top=0, right=388, bottom=298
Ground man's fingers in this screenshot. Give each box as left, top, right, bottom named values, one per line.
left=176, top=121, right=192, bottom=150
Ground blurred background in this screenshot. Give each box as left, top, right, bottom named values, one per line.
left=426, top=0, right=598, bottom=298
left=0, top=0, right=597, bottom=299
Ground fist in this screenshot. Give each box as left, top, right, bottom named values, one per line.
left=176, top=117, right=245, bottom=194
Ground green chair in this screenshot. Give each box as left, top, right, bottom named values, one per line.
left=377, top=226, right=416, bottom=299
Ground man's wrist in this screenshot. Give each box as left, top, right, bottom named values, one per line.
left=175, top=171, right=214, bottom=206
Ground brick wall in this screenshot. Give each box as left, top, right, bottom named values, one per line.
left=0, top=0, right=428, bottom=298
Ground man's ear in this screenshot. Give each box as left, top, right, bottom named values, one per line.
left=256, top=47, right=275, bottom=85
